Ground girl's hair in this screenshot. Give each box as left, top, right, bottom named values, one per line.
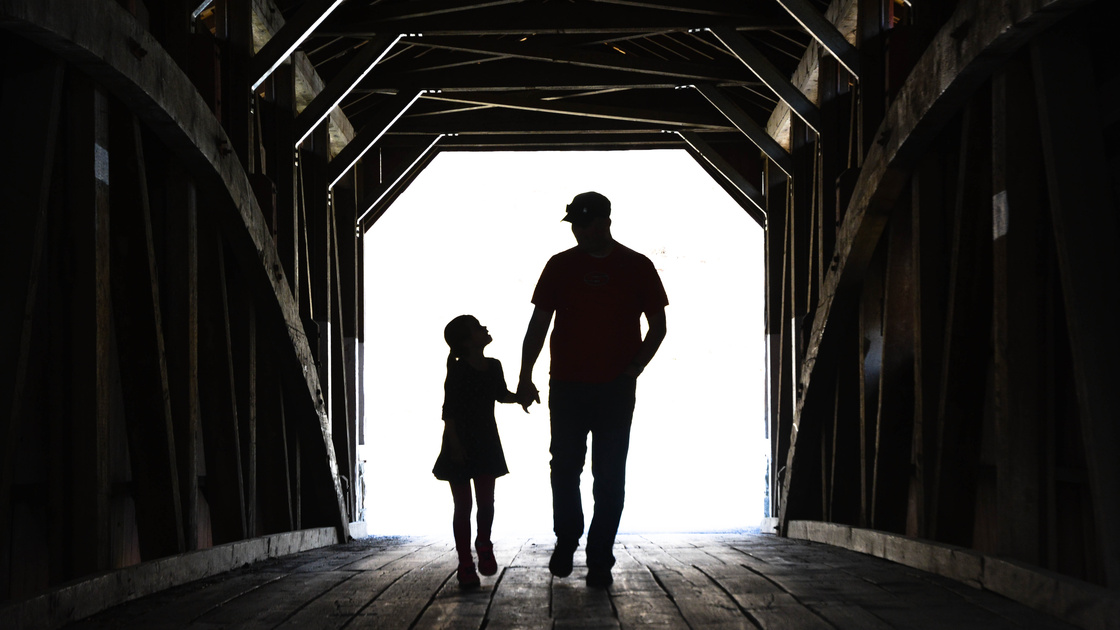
left=444, top=315, right=477, bottom=369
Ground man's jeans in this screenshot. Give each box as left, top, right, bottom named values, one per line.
left=548, top=377, right=636, bottom=570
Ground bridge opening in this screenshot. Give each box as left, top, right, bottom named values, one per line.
left=360, top=150, right=766, bottom=536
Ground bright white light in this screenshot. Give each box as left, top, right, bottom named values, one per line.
left=361, top=150, right=766, bottom=537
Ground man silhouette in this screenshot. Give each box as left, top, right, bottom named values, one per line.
left=517, top=191, right=668, bottom=588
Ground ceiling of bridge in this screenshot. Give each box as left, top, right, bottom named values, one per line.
left=248, top=0, right=827, bottom=154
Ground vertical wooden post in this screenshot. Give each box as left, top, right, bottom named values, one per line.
left=162, top=149, right=202, bottom=549
left=313, top=124, right=332, bottom=386
left=271, top=62, right=299, bottom=295
left=789, top=116, right=815, bottom=321
left=764, top=158, right=791, bottom=522
left=830, top=317, right=862, bottom=526
left=873, top=193, right=915, bottom=535
left=146, top=0, right=192, bottom=67
left=334, top=174, right=363, bottom=522
left=0, top=52, right=65, bottom=597
left=295, top=438, right=302, bottom=530
left=990, top=56, right=1044, bottom=564
left=763, top=156, right=785, bottom=522
left=858, top=251, right=884, bottom=528
left=247, top=300, right=258, bottom=536
left=908, top=153, right=948, bottom=539
left=68, top=78, right=113, bottom=575
left=280, top=386, right=295, bottom=530
left=186, top=180, right=201, bottom=548
left=857, top=0, right=886, bottom=162
left=213, top=240, right=249, bottom=541
left=355, top=210, right=367, bottom=493
left=216, top=0, right=253, bottom=170
left=930, top=98, right=992, bottom=547
left=183, top=177, right=201, bottom=549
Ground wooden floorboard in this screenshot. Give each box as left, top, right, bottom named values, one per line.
left=66, top=533, right=1080, bottom=629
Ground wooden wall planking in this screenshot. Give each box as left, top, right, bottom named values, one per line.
left=1032, top=22, right=1120, bottom=587
left=108, top=109, right=186, bottom=558
left=990, top=54, right=1044, bottom=566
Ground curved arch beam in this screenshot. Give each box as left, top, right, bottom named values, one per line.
left=779, top=0, right=1093, bottom=532
left=0, top=0, right=349, bottom=533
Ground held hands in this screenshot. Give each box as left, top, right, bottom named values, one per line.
left=516, top=380, right=540, bottom=413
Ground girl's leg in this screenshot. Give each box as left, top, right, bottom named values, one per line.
left=473, top=476, right=496, bottom=545
left=473, top=476, right=497, bottom=575
left=449, top=481, right=476, bottom=566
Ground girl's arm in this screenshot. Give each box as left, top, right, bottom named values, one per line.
left=492, top=359, right=520, bottom=405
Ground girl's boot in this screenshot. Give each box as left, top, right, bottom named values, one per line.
left=476, top=540, right=497, bottom=576
left=457, top=561, right=480, bottom=588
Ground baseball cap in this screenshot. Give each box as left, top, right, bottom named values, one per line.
left=562, top=191, right=611, bottom=226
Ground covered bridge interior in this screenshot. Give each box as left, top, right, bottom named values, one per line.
left=1, top=0, right=1119, bottom=627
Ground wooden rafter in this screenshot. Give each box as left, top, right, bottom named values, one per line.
left=773, top=0, right=859, bottom=78
left=693, top=82, right=792, bottom=176
left=709, top=25, right=820, bottom=132
left=327, top=89, right=424, bottom=188
left=295, top=33, right=402, bottom=146
left=250, top=0, right=351, bottom=90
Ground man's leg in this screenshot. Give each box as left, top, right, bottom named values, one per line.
left=585, top=378, right=636, bottom=587
left=548, top=381, right=590, bottom=577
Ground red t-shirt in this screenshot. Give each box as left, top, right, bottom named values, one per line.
left=531, top=244, right=668, bottom=383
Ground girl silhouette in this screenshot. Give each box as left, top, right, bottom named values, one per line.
left=433, top=315, right=520, bottom=587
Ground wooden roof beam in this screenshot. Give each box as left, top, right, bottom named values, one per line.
left=437, top=132, right=681, bottom=150
left=294, top=33, right=402, bottom=147
left=677, top=130, right=765, bottom=226
left=346, top=0, right=524, bottom=22
left=693, top=83, right=792, bottom=177
left=421, top=91, right=734, bottom=130
left=400, top=35, right=753, bottom=83
left=367, top=58, right=762, bottom=92
left=321, top=2, right=794, bottom=37
left=584, top=0, right=757, bottom=17
left=327, top=90, right=424, bottom=188
left=773, top=0, right=860, bottom=78
left=709, top=25, right=820, bottom=132
left=249, top=0, right=349, bottom=91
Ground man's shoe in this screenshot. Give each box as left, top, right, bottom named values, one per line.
left=476, top=542, right=498, bottom=576
left=586, top=566, right=613, bottom=589
left=549, top=541, right=577, bottom=578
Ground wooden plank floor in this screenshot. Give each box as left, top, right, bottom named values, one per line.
left=66, top=533, right=1076, bottom=629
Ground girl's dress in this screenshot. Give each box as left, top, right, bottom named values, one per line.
left=432, top=357, right=511, bottom=482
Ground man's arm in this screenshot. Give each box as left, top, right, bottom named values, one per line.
left=623, top=307, right=667, bottom=378
left=517, top=305, right=553, bottom=410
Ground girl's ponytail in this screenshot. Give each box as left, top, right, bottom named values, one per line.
left=444, top=314, right=475, bottom=371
